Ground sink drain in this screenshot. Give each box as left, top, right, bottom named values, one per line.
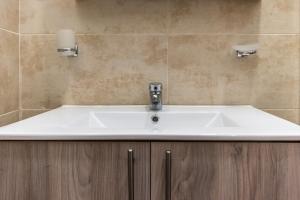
left=151, top=115, right=159, bottom=123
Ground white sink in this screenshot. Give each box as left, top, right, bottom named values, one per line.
left=0, top=105, right=300, bottom=140
left=90, top=111, right=237, bottom=130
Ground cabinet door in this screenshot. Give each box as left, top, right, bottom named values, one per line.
left=0, top=141, right=150, bottom=200
left=151, top=142, right=300, bottom=200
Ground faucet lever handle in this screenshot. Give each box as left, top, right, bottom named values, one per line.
left=149, top=82, right=163, bottom=111
left=149, top=82, right=162, bottom=92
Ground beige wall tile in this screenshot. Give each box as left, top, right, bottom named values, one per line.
left=0, top=111, right=19, bottom=127
left=20, top=35, right=70, bottom=109
left=0, top=30, right=19, bottom=115
left=0, top=0, right=19, bottom=32
left=263, top=109, right=299, bottom=124
left=168, top=0, right=299, bottom=34
left=20, top=0, right=167, bottom=34
left=19, top=0, right=300, bottom=34
left=21, top=109, right=49, bottom=120
left=168, top=0, right=260, bottom=34
left=254, top=35, right=299, bottom=109
left=260, top=0, right=299, bottom=34
left=15, top=0, right=300, bottom=115
left=21, top=35, right=168, bottom=109
left=168, top=35, right=299, bottom=108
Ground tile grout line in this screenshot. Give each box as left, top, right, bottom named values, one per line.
left=166, top=0, right=170, bottom=104
left=261, top=108, right=300, bottom=110
left=166, top=35, right=169, bottom=104
left=0, top=110, right=19, bottom=118
left=299, top=34, right=300, bottom=123
left=18, top=0, right=22, bottom=120
left=0, top=108, right=298, bottom=116
left=298, top=22, right=300, bottom=124
left=21, top=109, right=51, bottom=111
left=20, top=108, right=300, bottom=110
left=21, top=33, right=167, bottom=36
left=19, top=33, right=300, bottom=36
left=0, top=27, right=18, bottom=35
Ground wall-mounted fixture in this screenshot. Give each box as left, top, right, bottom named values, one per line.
left=232, top=43, right=259, bottom=58
left=56, top=29, right=78, bottom=57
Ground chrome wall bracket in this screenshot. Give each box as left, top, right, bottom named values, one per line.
left=233, top=43, right=258, bottom=58
left=57, top=44, right=79, bottom=57
left=235, top=49, right=257, bottom=58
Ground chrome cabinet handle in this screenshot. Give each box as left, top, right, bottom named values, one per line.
left=166, top=150, right=172, bottom=200
left=128, top=149, right=134, bottom=200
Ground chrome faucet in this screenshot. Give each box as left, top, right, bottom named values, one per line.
left=149, top=82, right=162, bottom=111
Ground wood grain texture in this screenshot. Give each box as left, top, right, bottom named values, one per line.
left=151, top=142, right=300, bottom=200
left=0, top=142, right=30, bottom=200
left=0, top=142, right=150, bottom=200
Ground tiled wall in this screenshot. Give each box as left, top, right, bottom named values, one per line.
left=0, top=0, right=19, bottom=126
left=17, top=0, right=300, bottom=123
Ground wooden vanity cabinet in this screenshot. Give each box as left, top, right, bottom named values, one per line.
left=151, top=142, right=300, bottom=200
left=1, top=141, right=300, bottom=200
left=0, top=142, right=150, bottom=200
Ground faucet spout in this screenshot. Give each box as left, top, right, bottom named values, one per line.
left=151, top=94, right=159, bottom=104
left=149, top=82, right=162, bottom=111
